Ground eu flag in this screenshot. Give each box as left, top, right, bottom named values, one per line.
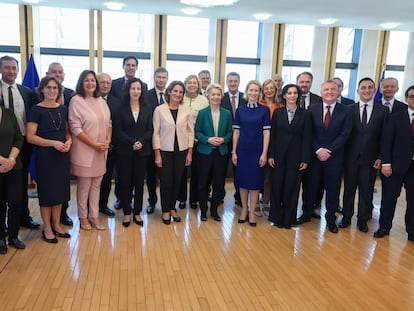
left=22, top=54, right=40, bottom=90
left=374, top=70, right=385, bottom=102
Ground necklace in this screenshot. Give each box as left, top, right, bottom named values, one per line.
left=47, top=107, right=62, bottom=131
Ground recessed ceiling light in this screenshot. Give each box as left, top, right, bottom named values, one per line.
left=181, top=7, right=201, bottom=15
left=253, top=13, right=272, bottom=21
left=380, top=22, right=400, bottom=29
left=104, top=2, right=125, bottom=11
left=318, top=18, right=338, bottom=25
left=23, top=0, right=40, bottom=4
left=180, top=0, right=239, bottom=8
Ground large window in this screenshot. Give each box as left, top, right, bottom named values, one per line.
left=225, top=20, right=260, bottom=91
left=282, top=25, right=314, bottom=84
left=0, top=3, right=22, bottom=82
left=102, top=11, right=154, bottom=85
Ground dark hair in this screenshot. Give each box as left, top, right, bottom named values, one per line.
left=226, top=72, right=240, bottom=81
left=358, top=77, right=375, bottom=88
left=121, top=78, right=143, bottom=106
left=281, top=84, right=302, bottom=106
left=122, top=56, right=138, bottom=67
left=405, top=85, right=414, bottom=98
left=36, top=76, right=63, bottom=102
left=75, top=70, right=100, bottom=98
left=198, top=69, right=210, bottom=78
left=164, top=80, right=185, bottom=104
left=154, top=67, right=168, bottom=77
left=0, top=55, right=19, bottom=68
left=332, top=77, right=344, bottom=87
left=296, top=71, right=313, bottom=83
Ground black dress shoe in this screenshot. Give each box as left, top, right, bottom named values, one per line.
left=42, top=231, right=58, bottom=244
left=339, top=218, right=351, bottom=228
left=373, top=228, right=390, bottom=238
left=100, top=207, right=115, bottom=216
left=336, top=206, right=343, bottom=214
left=113, top=199, right=122, bottom=210
left=162, top=217, right=171, bottom=225
left=8, top=238, right=26, bottom=249
left=213, top=215, right=221, bottom=222
left=146, top=205, right=155, bottom=214
left=0, top=239, right=8, bottom=254
left=408, top=233, right=414, bottom=242
left=60, top=215, right=74, bottom=226
left=190, top=202, right=198, bottom=209
left=178, top=202, right=186, bottom=209
left=357, top=220, right=369, bottom=233
left=133, top=216, right=144, bottom=226
left=249, top=222, right=257, bottom=227
left=172, top=216, right=181, bottom=222
left=311, top=210, right=321, bottom=219
left=327, top=221, right=338, bottom=234
left=296, top=215, right=310, bottom=225
left=22, top=218, right=41, bottom=229
left=200, top=215, right=207, bottom=221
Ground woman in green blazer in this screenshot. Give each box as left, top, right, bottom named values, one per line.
left=195, top=84, right=233, bottom=221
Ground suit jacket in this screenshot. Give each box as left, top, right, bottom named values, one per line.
left=195, top=106, right=233, bottom=156
left=114, top=103, right=153, bottom=157
left=309, top=92, right=322, bottom=107
left=268, top=107, right=311, bottom=167
left=345, top=102, right=388, bottom=166
left=16, top=84, right=37, bottom=114
left=110, top=77, right=149, bottom=103
left=308, top=102, right=352, bottom=165
left=221, top=91, right=247, bottom=122
left=152, top=103, right=194, bottom=152
left=338, top=96, right=355, bottom=106
left=374, top=99, right=407, bottom=114
left=381, top=110, right=413, bottom=175
left=104, top=94, right=120, bottom=146
left=63, top=87, right=74, bottom=106
left=145, top=88, right=163, bottom=112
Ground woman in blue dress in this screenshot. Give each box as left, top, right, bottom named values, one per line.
left=231, top=80, right=270, bottom=226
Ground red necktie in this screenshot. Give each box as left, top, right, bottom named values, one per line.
left=324, top=105, right=331, bottom=128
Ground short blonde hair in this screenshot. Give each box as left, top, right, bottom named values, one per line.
left=244, top=80, right=262, bottom=101
left=184, top=74, right=202, bottom=94
left=206, top=83, right=223, bottom=98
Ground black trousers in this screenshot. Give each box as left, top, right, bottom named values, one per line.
left=0, top=169, right=23, bottom=239
left=99, top=148, right=120, bottom=210
left=198, top=149, right=228, bottom=217
left=20, top=139, right=32, bottom=224
left=178, top=143, right=199, bottom=204
left=342, top=162, right=376, bottom=221
left=379, top=162, right=414, bottom=233
left=117, top=154, right=147, bottom=215
left=146, top=150, right=158, bottom=206
left=158, top=150, right=187, bottom=213
left=269, top=165, right=303, bottom=226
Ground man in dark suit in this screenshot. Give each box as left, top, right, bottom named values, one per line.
left=0, top=55, right=40, bottom=230
left=221, top=72, right=247, bottom=205
left=375, top=77, right=407, bottom=113
left=145, top=67, right=168, bottom=214
left=198, top=70, right=211, bottom=96
left=46, top=62, right=74, bottom=225
left=374, top=85, right=414, bottom=241
left=110, top=56, right=148, bottom=102
left=332, top=77, right=354, bottom=105
left=97, top=72, right=120, bottom=217
left=305, top=80, right=352, bottom=233
left=341, top=78, right=388, bottom=232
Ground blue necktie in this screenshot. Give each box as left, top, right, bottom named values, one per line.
left=159, top=92, right=164, bottom=105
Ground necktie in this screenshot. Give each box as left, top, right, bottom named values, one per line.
left=361, top=104, right=367, bottom=127
left=384, top=101, right=391, bottom=112
left=324, top=105, right=331, bottom=128
left=300, top=95, right=306, bottom=109
left=159, top=92, right=164, bottom=105
left=231, top=95, right=236, bottom=117
left=411, top=113, right=414, bottom=137
left=8, top=86, right=14, bottom=112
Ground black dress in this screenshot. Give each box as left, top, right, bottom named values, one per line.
left=27, top=105, right=70, bottom=207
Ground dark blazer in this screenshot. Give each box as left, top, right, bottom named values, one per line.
left=381, top=110, right=413, bottom=175
left=308, top=102, right=352, bottom=164
left=374, top=99, right=407, bottom=114
left=110, top=77, right=149, bottom=102
left=338, top=96, right=355, bottom=106
left=195, top=106, right=233, bottom=156
left=268, top=107, right=311, bottom=166
left=114, top=103, right=153, bottom=157
left=221, top=91, right=246, bottom=122
left=345, top=102, right=389, bottom=166
left=16, top=84, right=37, bottom=113
left=145, top=88, right=162, bottom=112
left=63, top=87, right=74, bottom=106
left=309, top=92, right=322, bottom=107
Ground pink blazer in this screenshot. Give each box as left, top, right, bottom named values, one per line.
left=68, top=95, right=111, bottom=168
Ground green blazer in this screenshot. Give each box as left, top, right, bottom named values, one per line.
left=195, top=106, right=233, bottom=156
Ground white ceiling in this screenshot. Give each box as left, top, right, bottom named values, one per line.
left=3, top=0, right=414, bottom=31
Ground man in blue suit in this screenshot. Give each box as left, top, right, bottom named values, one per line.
left=374, top=85, right=414, bottom=241
left=306, top=80, right=352, bottom=233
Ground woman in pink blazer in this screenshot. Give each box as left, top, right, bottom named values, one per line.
left=69, top=70, right=111, bottom=230
left=152, top=81, right=194, bottom=225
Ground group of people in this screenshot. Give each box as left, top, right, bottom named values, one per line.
left=1, top=54, right=414, bottom=255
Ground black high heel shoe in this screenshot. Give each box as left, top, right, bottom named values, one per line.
left=122, top=215, right=131, bottom=227
left=172, top=215, right=181, bottom=222
left=133, top=215, right=144, bottom=226
left=162, top=213, right=171, bottom=225
left=238, top=215, right=249, bottom=224
left=52, top=228, right=71, bottom=238
left=42, top=231, right=58, bottom=244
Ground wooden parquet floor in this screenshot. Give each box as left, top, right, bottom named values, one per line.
left=0, top=178, right=414, bottom=310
